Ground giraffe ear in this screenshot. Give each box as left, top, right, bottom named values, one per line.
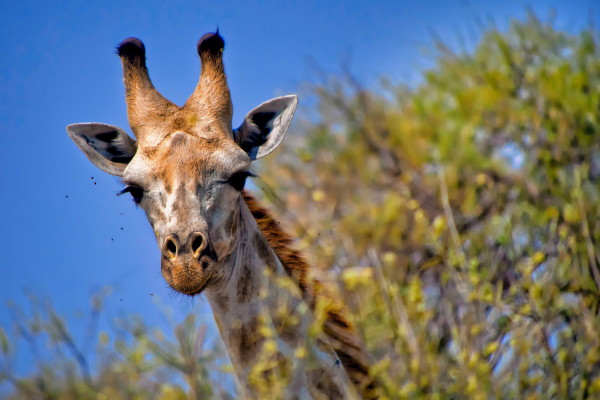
left=66, top=123, right=137, bottom=177
left=233, top=95, right=298, bottom=160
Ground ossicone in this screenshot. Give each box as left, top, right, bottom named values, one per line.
left=184, top=29, right=232, bottom=126
left=197, top=29, right=225, bottom=60
left=117, top=37, right=146, bottom=66
left=115, top=36, right=176, bottom=140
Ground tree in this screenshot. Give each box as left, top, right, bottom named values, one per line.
left=258, top=12, right=600, bottom=399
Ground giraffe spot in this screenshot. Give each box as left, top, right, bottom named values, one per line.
left=171, top=117, right=190, bottom=132
left=169, top=132, right=188, bottom=149
left=237, top=263, right=254, bottom=303
left=260, top=351, right=293, bottom=384
left=231, top=316, right=264, bottom=367
left=306, top=368, right=345, bottom=399
left=142, top=146, right=157, bottom=158
left=214, top=292, right=229, bottom=313
left=175, top=184, right=187, bottom=204
left=253, top=231, right=278, bottom=272
left=273, top=313, right=301, bottom=347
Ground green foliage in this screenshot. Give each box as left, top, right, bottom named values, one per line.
left=259, top=13, right=600, bottom=399
left=3, top=12, right=600, bottom=399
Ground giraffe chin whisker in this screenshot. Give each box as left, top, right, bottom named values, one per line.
left=161, top=259, right=214, bottom=297
left=181, top=278, right=211, bottom=297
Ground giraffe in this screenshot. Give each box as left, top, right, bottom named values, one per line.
left=66, top=31, right=376, bottom=399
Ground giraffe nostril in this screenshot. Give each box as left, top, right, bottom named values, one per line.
left=192, top=236, right=203, bottom=253
left=189, top=232, right=207, bottom=258
left=167, top=240, right=177, bottom=254
left=163, top=235, right=179, bottom=260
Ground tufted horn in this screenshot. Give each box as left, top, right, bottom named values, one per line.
left=183, top=30, right=233, bottom=133
left=117, top=38, right=177, bottom=142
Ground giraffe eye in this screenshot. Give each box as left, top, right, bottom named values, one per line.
left=120, top=186, right=144, bottom=204
left=228, top=171, right=255, bottom=191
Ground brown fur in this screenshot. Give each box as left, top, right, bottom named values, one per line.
left=117, top=38, right=181, bottom=142
left=243, top=191, right=379, bottom=399
left=184, top=34, right=233, bottom=134
left=118, top=36, right=232, bottom=147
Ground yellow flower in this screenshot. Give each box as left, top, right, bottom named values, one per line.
left=295, top=347, right=306, bottom=359
left=532, top=251, right=544, bottom=264
left=476, top=173, right=487, bottom=185
left=312, top=190, right=324, bottom=202
left=407, top=199, right=419, bottom=210
left=485, top=341, right=499, bottom=355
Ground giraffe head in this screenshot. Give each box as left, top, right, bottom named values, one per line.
left=67, top=32, right=297, bottom=296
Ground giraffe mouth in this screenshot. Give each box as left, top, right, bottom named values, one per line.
left=161, top=256, right=215, bottom=297
left=182, top=276, right=211, bottom=297
left=166, top=272, right=211, bottom=297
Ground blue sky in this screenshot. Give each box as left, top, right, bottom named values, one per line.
left=0, top=0, right=597, bottom=384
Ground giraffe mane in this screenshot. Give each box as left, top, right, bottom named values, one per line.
left=242, top=190, right=378, bottom=398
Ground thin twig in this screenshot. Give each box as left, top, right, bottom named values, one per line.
left=578, top=191, right=600, bottom=292
left=8, top=305, right=53, bottom=399
left=369, top=248, right=421, bottom=364
left=45, top=302, right=94, bottom=388
left=82, top=296, right=101, bottom=357
left=434, top=152, right=469, bottom=297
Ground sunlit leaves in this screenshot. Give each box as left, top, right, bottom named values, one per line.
left=257, top=12, right=600, bottom=399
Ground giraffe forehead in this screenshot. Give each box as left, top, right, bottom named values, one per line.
left=134, top=132, right=250, bottom=187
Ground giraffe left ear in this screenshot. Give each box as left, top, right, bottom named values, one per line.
left=66, top=123, right=137, bottom=177
left=233, top=95, right=298, bottom=160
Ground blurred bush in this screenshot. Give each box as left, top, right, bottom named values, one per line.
left=259, top=12, right=600, bottom=399
left=0, top=291, right=237, bottom=399
left=2, top=12, right=600, bottom=399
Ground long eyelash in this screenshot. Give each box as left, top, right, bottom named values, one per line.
left=118, top=185, right=144, bottom=208
left=241, top=171, right=258, bottom=179
left=228, top=171, right=257, bottom=191
left=119, top=185, right=142, bottom=195
left=221, top=171, right=258, bottom=184
left=234, top=171, right=258, bottom=181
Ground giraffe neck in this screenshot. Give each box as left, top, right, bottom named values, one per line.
left=204, top=196, right=355, bottom=399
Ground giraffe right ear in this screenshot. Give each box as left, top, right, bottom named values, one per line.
left=233, top=95, right=298, bottom=160
left=66, top=123, right=137, bottom=177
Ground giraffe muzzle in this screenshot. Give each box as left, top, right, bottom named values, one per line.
left=160, top=231, right=218, bottom=295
